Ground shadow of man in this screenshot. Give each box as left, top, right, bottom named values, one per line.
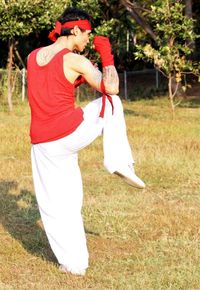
left=0, top=180, right=56, bottom=264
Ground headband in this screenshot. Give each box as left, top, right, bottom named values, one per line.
left=48, top=20, right=92, bottom=42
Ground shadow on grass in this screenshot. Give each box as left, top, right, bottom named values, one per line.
left=124, top=109, right=150, bottom=118
left=0, top=180, right=56, bottom=263
left=179, top=98, right=200, bottom=108
left=0, top=180, right=99, bottom=264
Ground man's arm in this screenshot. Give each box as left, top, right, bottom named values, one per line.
left=71, top=54, right=119, bottom=95
left=93, top=36, right=119, bottom=94
left=102, top=65, right=119, bottom=95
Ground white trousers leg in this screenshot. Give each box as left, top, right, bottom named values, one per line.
left=102, top=95, right=134, bottom=173
left=31, top=95, right=134, bottom=271
left=31, top=149, right=89, bottom=271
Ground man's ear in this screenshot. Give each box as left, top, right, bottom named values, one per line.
left=72, top=25, right=80, bottom=36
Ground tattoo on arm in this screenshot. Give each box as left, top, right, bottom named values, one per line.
left=103, top=66, right=119, bottom=94
left=92, top=68, right=102, bottom=89
left=82, top=60, right=119, bottom=95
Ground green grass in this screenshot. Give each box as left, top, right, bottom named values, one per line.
left=0, top=97, right=200, bottom=289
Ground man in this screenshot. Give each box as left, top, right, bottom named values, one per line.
left=27, top=7, right=145, bottom=276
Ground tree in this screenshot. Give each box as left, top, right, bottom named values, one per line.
left=121, top=0, right=157, bottom=41
left=0, top=0, right=67, bottom=111
left=134, top=0, right=199, bottom=117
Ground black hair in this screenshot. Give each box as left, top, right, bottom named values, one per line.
left=57, top=7, right=91, bottom=37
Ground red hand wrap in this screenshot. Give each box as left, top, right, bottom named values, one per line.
left=93, top=36, right=114, bottom=67
left=74, top=75, right=86, bottom=88
left=99, top=80, right=114, bottom=118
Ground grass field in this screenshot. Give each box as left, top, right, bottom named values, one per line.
left=0, top=97, right=200, bottom=290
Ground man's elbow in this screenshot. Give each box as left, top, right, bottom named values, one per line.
left=105, top=85, right=119, bottom=95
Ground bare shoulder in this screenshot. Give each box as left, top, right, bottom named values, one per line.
left=36, top=46, right=55, bottom=66
left=64, top=52, right=91, bottom=67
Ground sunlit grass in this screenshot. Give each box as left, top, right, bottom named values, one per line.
left=0, top=97, right=200, bottom=289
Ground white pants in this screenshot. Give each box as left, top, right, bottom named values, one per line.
left=31, top=95, right=134, bottom=271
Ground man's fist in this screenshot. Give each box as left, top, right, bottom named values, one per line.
left=93, top=36, right=111, bottom=53
left=93, top=36, right=114, bottom=67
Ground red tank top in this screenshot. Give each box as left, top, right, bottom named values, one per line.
left=27, top=48, right=84, bottom=144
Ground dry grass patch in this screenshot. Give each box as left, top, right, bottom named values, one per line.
left=1, top=98, right=200, bottom=289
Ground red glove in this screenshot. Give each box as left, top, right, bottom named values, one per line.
left=93, top=36, right=114, bottom=67
left=74, top=75, right=86, bottom=88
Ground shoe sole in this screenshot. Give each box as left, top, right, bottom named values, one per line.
left=114, top=171, right=145, bottom=189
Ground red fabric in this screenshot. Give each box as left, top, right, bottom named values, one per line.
left=49, top=20, right=92, bottom=42
left=93, top=36, right=114, bottom=67
left=99, top=80, right=114, bottom=118
left=27, top=48, right=84, bottom=144
left=74, top=75, right=86, bottom=88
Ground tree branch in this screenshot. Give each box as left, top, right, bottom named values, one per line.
left=14, top=46, right=26, bottom=68
left=121, top=0, right=157, bottom=42
left=172, top=81, right=180, bottom=99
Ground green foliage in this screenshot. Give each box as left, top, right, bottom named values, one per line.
left=134, top=0, right=200, bottom=114
left=0, top=0, right=68, bottom=40
left=94, top=18, right=118, bottom=36
left=71, top=0, right=100, bottom=19
left=135, top=0, right=199, bottom=81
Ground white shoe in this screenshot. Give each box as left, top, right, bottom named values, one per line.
left=59, top=265, right=86, bottom=276
left=114, top=166, right=145, bottom=189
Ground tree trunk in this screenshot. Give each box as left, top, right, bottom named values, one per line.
left=168, top=75, right=175, bottom=119
left=7, top=39, right=15, bottom=112
left=185, top=0, right=193, bottom=19
left=171, top=76, right=186, bottom=98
